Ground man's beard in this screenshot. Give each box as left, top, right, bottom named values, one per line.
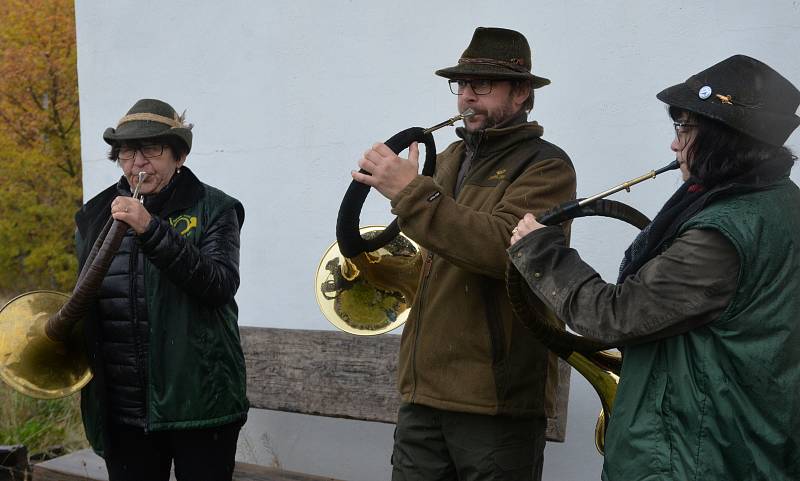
left=465, top=102, right=520, bottom=132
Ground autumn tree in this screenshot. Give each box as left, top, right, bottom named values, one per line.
left=0, top=0, right=82, bottom=295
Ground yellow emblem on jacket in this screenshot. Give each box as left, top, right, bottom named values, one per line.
left=488, top=169, right=507, bottom=181
left=169, top=215, right=198, bottom=236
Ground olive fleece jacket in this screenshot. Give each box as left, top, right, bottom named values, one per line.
left=390, top=121, right=576, bottom=417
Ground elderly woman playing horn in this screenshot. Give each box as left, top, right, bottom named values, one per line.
left=74, top=99, right=248, bottom=481
left=509, top=55, right=800, bottom=480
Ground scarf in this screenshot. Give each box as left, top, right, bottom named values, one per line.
left=617, top=180, right=707, bottom=282
left=616, top=168, right=788, bottom=283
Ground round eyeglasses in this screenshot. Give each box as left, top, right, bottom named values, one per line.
left=449, top=79, right=494, bottom=95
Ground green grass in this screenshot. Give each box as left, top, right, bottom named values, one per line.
left=0, top=383, right=88, bottom=456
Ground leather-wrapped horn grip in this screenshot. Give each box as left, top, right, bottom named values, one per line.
left=336, top=127, right=436, bottom=258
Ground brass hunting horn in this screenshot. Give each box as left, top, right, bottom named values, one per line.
left=506, top=160, right=679, bottom=454
left=316, top=110, right=474, bottom=335
left=0, top=173, right=147, bottom=399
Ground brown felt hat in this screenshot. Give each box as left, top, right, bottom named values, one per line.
left=657, top=55, right=800, bottom=146
left=103, top=99, right=193, bottom=153
left=435, top=27, right=550, bottom=88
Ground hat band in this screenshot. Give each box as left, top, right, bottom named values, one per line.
left=686, top=78, right=762, bottom=109
left=117, top=112, right=184, bottom=129
left=457, top=57, right=529, bottom=74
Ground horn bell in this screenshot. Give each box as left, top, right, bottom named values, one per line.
left=0, top=291, right=92, bottom=399
left=316, top=225, right=421, bottom=335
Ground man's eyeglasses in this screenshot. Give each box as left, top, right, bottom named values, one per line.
left=118, top=144, right=166, bottom=161
left=449, top=79, right=493, bottom=95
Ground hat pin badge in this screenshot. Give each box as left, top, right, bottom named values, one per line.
left=698, top=85, right=713, bottom=100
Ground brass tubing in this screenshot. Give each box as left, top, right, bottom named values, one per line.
left=579, top=160, right=679, bottom=207
left=566, top=351, right=620, bottom=455
left=423, top=108, right=475, bottom=134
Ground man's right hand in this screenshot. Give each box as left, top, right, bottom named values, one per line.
left=352, top=142, right=420, bottom=201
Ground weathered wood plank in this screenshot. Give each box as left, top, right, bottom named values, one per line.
left=32, top=449, right=110, bottom=481
left=240, top=327, right=570, bottom=442
left=31, top=449, right=343, bottom=481
left=241, top=327, right=399, bottom=424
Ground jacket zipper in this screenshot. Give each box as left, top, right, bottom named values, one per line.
left=411, top=251, right=435, bottom=401
left=129, top=240, right=150, bottom=432
left=455, top=132, right=484, bottom=199
left=470, top=132, right=511, bottom=400
left=141, top=197, right=152, bottom=433
left=143, top=258, right=151, bottom=433
left=411, top=136, right=485, bottom=400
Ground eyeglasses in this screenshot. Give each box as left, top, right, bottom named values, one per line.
left=448, top=79, right=494, bottom=95
left=673, top=121, right=698, bottom=136
left=118, top=143, right=165, bottom=161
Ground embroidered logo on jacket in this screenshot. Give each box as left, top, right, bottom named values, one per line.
left=488, top=169, right=507, bottom=181
left=169, top=215, right=198, bottom=236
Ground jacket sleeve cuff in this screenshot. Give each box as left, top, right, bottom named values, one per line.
left=138, top=217, right=161, bottom=243
left=390, top=176, right=440, bottom=215
left=507, top=225, right=598, bottom=319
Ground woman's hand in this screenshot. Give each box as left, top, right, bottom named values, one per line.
left=111, top=196, right=152, bottom=234
left=510, top=213, right=546, bottom=246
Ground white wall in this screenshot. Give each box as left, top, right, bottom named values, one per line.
left=74, top=1, right=800, bottom=480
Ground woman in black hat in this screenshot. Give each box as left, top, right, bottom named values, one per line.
left=74, top=99, right=248, bottom=481
left=508, top=55, right=800, bottom=480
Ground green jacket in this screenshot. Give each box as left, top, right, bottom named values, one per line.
left=391, top=121, right=576, bottom=417
left=75, top=169, right=249, bottom=455
left=603, top=179, right=800, bottom=480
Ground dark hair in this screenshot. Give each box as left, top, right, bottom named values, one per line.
left=107, top=136, right=189, bottom=162
left=510, top=79, right=534, bottom=112
left=669, top=106, right=796, bottom=187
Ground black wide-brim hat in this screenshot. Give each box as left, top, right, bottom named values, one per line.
left=657, top=54, right=800, bottom=147
left=435, top=27, right=550, bottom=88
left=103, top=98, right=193, bottom=153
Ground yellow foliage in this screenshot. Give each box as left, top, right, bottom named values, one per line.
left=0, top=0, right=82, bottom=293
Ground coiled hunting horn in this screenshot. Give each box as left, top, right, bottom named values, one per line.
left=315, top=110, right=474, bottom=335
left=506, top=160, right=679, bottom=453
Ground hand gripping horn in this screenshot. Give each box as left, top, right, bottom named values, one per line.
left=0, top=173, right=147, bottom=399
left=315, top=110, right=474, bottom=335
left=506, top=160, right=679, bottom=454
left=335, top=110, right=474, bottom=257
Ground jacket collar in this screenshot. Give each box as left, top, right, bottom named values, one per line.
left=126, top=167, right=205, bottom=217
left=75, top=167, right=205, bottom=243
left=457, top=115, right=545, bottom=154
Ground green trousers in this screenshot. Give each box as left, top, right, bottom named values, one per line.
left=391, top=403, right=546, bottom=481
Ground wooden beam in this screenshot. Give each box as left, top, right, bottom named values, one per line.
left=240, top=327, right=570, bottom=441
